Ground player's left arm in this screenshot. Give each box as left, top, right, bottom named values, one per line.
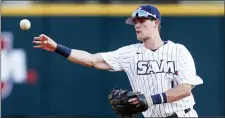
left=130, top=84, right=195, bottom=106
left=165, top=44, right=203, bottom=103
left=164, top=83, right=193, bottom=103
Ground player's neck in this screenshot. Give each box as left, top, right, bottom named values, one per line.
left=143, top=36, right=164, bottom=50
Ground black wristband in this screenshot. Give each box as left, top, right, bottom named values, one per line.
left=55, top=44, right=72, bottom=58
left=151, top=92, right=167, bottom=105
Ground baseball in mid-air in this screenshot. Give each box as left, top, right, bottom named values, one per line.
left=20, top=19, right=31, bottom=30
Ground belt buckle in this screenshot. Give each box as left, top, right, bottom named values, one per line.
left=167, top=108, right=191, bottom=118
left=184, top=108, right=191, bottom=113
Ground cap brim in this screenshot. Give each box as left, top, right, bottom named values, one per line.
left=125, top=17, right=135, bottom=25
left=125, top=17, right=153, bottom=25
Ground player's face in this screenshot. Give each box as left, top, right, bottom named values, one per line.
left=134, top=18, right=158, bottom=41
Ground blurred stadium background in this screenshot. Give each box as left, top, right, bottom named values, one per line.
left=1, top=0, right=224, bottom=117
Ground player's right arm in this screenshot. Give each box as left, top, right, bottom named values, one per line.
left=33, top=34, right=112, bottom=70
left=68, top=50, right=111, bottom=70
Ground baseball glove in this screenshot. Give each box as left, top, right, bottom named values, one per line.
left=108, top=89, right=149, bottom=117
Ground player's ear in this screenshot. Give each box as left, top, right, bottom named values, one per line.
left=154, top=20, right=160, bottom=28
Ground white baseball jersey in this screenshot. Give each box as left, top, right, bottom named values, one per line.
left=100, top=40, right=203, bottom=117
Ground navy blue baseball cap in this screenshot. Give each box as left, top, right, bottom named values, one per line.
left=125, top=5, right=161, bottom=25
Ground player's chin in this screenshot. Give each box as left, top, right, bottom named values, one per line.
left=137, top=36, right=144, bottom=42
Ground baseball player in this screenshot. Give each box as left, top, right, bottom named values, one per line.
left=33, top=4, right=203, bottom=117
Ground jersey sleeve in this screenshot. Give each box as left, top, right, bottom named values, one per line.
left=100, top=45, right=134, bottom=72
left=175, top=44, right=203, bottom=86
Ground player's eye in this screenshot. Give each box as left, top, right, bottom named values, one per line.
left=133, top=21, right=137, bottom=25
left=134, top=19, right=144, bottom=24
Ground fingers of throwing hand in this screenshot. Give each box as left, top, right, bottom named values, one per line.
left=33, top=39, right=47, bottom=44
left=34, top=45, right=44, bottom=48
left=33, top=34, right=48, bottom=41
left=33, top=40, right=42, bottom=45
left=40, top=34, right=48, bottom=41
left=33, top=37, right=40, bottom=41
left=33, top=40, right=46, bottom=48
left=33, top=34, right=49, bottom=49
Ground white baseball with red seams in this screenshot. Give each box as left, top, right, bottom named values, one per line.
left=20, top=19, right=31, bottom=30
